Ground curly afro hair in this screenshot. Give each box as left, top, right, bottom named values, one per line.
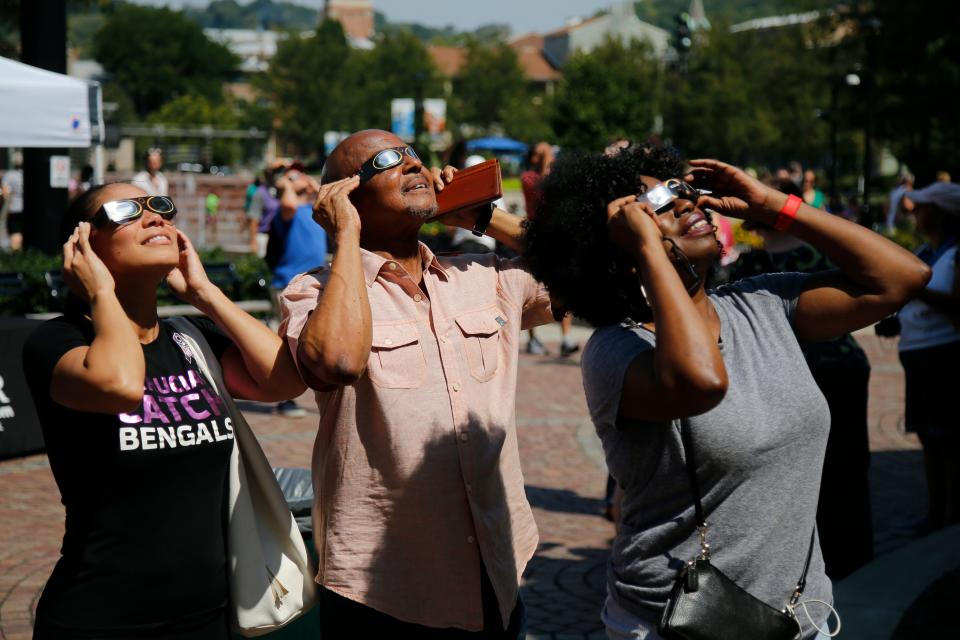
left=523, top=143, right=686, bottom=327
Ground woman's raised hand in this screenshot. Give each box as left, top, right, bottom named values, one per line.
left=62, top=221, right=115, bottom=302
left=685, top=159, right=778, bottom=224
left=166, top=229, right=214, bottom=306
left=606, top=195, right=664, bottom=258
left=430, top=164, right=457, bottom=192
left=312, top=175, right=362, bottom=238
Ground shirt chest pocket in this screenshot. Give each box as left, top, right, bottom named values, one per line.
left=454, top=308, right=502, bottom=382
left=367, top=321, right=426, bottom=389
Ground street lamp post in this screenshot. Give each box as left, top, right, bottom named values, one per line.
left=829, top=73, right=861, bottom=202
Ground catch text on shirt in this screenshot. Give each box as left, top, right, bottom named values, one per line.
left=116, top=366, right=233, bottom=452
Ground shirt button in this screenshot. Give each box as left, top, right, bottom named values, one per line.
left=439, top=335, right=447, bottom=343
left=467, top=536, right=475, bottom=544
left=387, top=262, right=398, bottom=271
left=451, top=382, right=461, bottom=392
left=459, top=432, right=469, bottom=442
left=413, top=294, right=423, bottom=302
left=384, top=338, right=393, bottom=346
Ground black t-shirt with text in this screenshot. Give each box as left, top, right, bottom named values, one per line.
left=23, top=314, right=235, bottom=638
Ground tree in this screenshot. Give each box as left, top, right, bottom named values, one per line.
left=184, top=0, right=319, bottom=31
left=452, top=41, right=528, bottom=132
left=500, top=93, right=555, bottom=145
left=660, top=19, right=834, bottom=169
left=871, top=0, right=960, bottom=183
left=551, top=38, right=662, bottom=151
left=92, top=4, right=238, bottom=117
left=147, top=95, right=243, bottom=166
left=259, top=19, right=354, bottom=159
left=347, top=31, right=441, bottom=132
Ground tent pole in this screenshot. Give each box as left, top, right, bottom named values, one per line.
left=93, top=145, right=105, bottom=186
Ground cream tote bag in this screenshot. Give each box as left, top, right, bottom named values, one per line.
left=168, top=318, right=317, bottom=637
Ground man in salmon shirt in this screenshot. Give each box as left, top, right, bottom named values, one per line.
left=278, top=129, right=555, bottom=638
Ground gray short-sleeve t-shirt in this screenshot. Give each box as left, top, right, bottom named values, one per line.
left=582, top=272, right=832, bottom=630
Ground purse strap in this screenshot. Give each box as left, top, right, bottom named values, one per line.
left=678, top=418, right=816, bottom=605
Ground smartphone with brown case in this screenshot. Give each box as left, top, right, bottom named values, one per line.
left=434, top=159, right=503, bottom=217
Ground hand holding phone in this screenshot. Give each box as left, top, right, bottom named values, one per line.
left=434, top=159, right=503, bottom=218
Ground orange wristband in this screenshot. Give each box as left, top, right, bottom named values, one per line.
left=774, top=194, right=802, bottom=231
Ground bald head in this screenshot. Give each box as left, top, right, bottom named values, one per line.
left=322, top=129, right=406, bottom=184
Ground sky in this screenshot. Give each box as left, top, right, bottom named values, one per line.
left=130, top=0, right=620, bottom=35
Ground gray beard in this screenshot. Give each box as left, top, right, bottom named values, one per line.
left=407, top=204, right=438, bottom=220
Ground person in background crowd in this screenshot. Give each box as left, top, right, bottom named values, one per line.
left=604, top=138, right=632, bottom=157
left=22, top=182, right=305, bottom=640
left=898, top=181, right=960, bottom=532
left=205, top=188, right=220, bottom=241
left=69, top=165, right=94, bottom=201
left=730, top=177, right=875, bottom=579
left=936, top=171, right=951, bottom=183
left=842, top=194, right=863, bottom=223
left=827, top=194, right=845, bottom=217
left=248, top=161, right=286, bottom=258
left=886, top=173, right=914, bottom=231
left=523, top=146, right=929, bottom=640
left=244, top=176, right=261, bottom=253
left=1, top=152, right=24, bottom=251
left=131, top=148, right=168, bottom=197
left=803, top=169, right=826, bottom=209
left=521, top=141, right=579, bottom=357
left=268, top=165, right=326, bottom=419
left=280, top=129, right=556, bottom=637
left=788, top=160, right=804, bottom=188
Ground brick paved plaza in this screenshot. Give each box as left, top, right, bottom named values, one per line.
left=0, top=332, right=924, bottom=639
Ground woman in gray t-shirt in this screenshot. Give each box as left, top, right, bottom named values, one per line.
left=523, top=148, right=929, bottom=640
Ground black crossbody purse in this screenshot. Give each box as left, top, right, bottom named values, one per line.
left=658, top=419, right=815, bottom=640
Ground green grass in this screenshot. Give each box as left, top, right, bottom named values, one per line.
left=502, top=176, right=521, bottom=192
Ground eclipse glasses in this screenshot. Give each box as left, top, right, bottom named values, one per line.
left=638, top=178, right=706, bottom=213
left=356, top=146, right=420, bottom=182
left=93, top=196, right=178, bottom=229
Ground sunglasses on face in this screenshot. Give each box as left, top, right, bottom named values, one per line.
left=637, top=178, right=703, bottom=214
left=92, top=196, right=178, bottom=229
left=356, top=146, right=420, bottom=182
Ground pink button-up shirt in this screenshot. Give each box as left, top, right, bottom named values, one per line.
left=279, top=242, right=553, bottom=631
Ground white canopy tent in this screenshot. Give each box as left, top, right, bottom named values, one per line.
left=0, top=56, right=104, bottom=180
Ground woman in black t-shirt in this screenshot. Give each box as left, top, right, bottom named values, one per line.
left=23, top=182, right=307, bottom=639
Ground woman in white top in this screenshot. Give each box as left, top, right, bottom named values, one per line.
left=898, top=181, right=960, bottom=531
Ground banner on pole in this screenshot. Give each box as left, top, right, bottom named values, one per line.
left=391, top=98, right=415, bottom=142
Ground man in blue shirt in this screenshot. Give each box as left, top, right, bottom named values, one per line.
left=269, top=166, right=327, bottom=418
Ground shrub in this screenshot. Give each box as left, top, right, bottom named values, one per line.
left=0, top=248, right=271, bottom=315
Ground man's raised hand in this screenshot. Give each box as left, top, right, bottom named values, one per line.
left=312, top=175, right=362, bottom=237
